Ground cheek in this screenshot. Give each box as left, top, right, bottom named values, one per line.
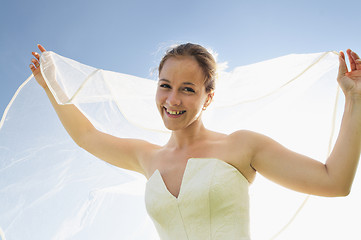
left=187, top=96, right=205, bottom=113
left=155, top=89, right=164, bottom=107
left=197, top=95, right=208, bottom=108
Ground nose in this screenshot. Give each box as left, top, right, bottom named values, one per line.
left=166, top=90, right=181, bottom=106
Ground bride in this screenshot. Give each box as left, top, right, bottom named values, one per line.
left=29, top=43, right=361, bottom=239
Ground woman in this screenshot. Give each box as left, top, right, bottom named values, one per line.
left=29, top=43, right=361, bottom=239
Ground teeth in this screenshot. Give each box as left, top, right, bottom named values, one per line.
left=166, top=108, right=184, bottom=115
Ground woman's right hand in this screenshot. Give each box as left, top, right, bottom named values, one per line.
left=29, top=44, right=48, bottom=89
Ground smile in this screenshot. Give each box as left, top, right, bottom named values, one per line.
left=164, top=107, right=186, bottom=117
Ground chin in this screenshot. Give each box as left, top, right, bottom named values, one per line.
left=163, top=122, right=183, bottom=131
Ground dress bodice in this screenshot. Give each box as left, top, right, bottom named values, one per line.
left=145, top=158, right=250, bottom=240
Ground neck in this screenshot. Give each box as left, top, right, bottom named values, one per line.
left=168, top=118, right=208, bottom=149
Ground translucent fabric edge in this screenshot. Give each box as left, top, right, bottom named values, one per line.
left=0, top=75, right=33, bottom=130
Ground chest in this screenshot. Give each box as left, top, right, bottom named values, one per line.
left=144, top=158, right=251, bottom=239
left=146, top=143, right=252, bottom=198
left=148, top=145, right=221, bottom=196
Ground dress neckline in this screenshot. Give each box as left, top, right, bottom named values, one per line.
left=147, top=158, right=249, bottom=200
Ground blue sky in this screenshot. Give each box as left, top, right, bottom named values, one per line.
left=1, top=0, right=361, bottom=116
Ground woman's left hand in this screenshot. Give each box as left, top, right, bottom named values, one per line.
left=338, top=49, right=361, bottom=99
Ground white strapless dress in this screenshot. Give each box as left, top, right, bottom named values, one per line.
left=145, top=158, right=250, bottom=240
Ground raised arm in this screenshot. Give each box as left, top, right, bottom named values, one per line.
left=29, top=45, right=155, bottom=175
left=248, top=49, right=361, bottom=197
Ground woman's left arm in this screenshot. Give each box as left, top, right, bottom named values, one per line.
left=250, top=49, right=361, bottom=197
left=326, top=49, right=361, bottom=194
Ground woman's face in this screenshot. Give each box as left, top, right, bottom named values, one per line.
left=156, top=56, right=211, bottom=131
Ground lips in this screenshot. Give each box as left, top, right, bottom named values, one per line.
left=163, top=107, right=186, bottom=118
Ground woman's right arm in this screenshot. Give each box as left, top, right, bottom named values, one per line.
left=29, top=45, right=155, bottom=175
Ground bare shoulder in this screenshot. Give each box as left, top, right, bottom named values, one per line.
left=228, top=129, right=272, bottom=148
left=227, top=129, right=280, bottom=164
left=227, top=129, right=263, bottom=148
left=228, top=129, right=255, bottom=141
left=223, top=130, right=261, bottom=183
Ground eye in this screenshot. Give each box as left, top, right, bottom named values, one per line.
left=159, top=83, right=171, bottom=89
left=183, top=87, right=195, bottom=93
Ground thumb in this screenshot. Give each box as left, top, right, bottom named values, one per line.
left=38, top=44, right=46, bottom=53
left=338, top=51, right=348, bottom=78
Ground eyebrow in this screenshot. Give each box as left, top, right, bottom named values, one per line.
left=159, top=79, right=196, bottom=86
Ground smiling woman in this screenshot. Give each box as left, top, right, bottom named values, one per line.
left=0, top=44, right=360, bottom=240
left=156, top=44, right=216, bottom=132
left=156, top=56, right=212, bottom=131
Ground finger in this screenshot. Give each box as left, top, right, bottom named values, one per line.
left=351, top=50, right=360, bottom=59
left=338, top=51, right=348, bottom=76
left=32, top=51, right=40, bottom=61
left=351, top=51, right=361, bottom=70
left=29, top=64, right=36, bottom=72
left=31, top=58, right=40, bottom=68
left=38, top=44, right=46, bottom=52
left=346, top=49, right=356, bottom=71
left=340, top=50, right=345, bottom=60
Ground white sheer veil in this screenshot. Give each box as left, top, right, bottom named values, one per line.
left=0, top=50, right=360, bottom=240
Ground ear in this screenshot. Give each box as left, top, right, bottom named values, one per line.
left=203, top=91, right=214, bottom=110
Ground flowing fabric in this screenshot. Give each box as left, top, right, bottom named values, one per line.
left=0, top=50, right=360, bottom=240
